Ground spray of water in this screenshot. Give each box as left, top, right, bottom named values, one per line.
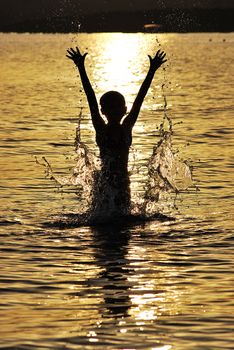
left=39, top=88, right=193, bottom=226
left=141, top=86, right=193, bottom=216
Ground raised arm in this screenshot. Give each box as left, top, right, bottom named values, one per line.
left=66, top=47, right=104, bottom=131
left=123, top=50, right=167, bottom=129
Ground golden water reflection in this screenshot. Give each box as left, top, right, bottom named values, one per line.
left=0, top=32, right=233, bottom=349
left=96, top=34, right=141, bottom=95
left=91, top=33, right=165, bottom=107
left=127, top=245, right=186, bottom=324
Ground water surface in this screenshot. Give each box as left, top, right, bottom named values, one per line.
left=0, top=32, right=233, bottom=349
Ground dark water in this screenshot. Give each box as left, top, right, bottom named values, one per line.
left=0, top=33, right=233, bottom=349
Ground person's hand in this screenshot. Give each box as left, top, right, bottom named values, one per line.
left=148, top=50, right=167, bottom=70
left=66, top=47, right=88, bottom=67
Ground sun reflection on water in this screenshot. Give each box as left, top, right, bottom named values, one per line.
left=97, top=34, right=141, bottom=93
left=127, top=244, right=186, bottom=325
left=91, top=33, right=151, bottom=109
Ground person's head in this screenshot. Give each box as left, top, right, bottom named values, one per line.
left=100, top=91, right=127, bottom=123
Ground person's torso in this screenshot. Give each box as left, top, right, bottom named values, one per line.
left=96, top=123, right=132, bottom=171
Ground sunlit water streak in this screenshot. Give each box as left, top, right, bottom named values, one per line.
left=0, top=33, right=233, bottom=350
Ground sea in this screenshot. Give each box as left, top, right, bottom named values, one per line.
left=0, top=32, right=233, bottom=349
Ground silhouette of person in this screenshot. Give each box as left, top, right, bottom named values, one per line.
left=66, top=46, right=166, bottom=221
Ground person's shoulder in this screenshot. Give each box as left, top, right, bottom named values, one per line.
left=94, top=118, right=106, bottom=134
left=122, top=116, right=133, bottom=131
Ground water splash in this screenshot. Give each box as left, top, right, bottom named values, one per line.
left=36, top=108, right=99, bottom=215
left=140, top=87, right=193, bottom=216
left=40, top=91, right=193, bottom=226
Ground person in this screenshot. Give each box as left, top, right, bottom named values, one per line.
left=66, top=46, right=167, bottom=220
